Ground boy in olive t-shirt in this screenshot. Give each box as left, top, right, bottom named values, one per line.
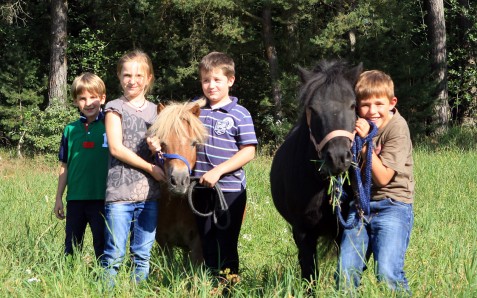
left=337, top=70, right=414, bottom=294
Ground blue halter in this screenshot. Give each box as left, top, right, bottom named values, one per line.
left=155, top=152, right=192, bottom=174
left=335, top=120, right=378, bottom=229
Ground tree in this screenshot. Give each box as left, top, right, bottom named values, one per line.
left=445, top=0, right=477, bottom=126
left=262, top=2, right=282, bottom=118
left=425, top=0, right=450, bottom=134
left=48, top=0, right=67, bottom=106
left=0, top=0, right=28, bottom=24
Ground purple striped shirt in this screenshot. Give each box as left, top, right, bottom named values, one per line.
left=193, top=97, right=258, bottom=192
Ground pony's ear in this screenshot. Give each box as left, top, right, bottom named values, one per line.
left=344, top=62, right=363, bottom=85
left=157, top=103, right=166, bottom=114
left=195, top=97, right=207, bottom=108
left=190, top=103, right=201, bottom=117
left=298, top=66, right=313, bottom=83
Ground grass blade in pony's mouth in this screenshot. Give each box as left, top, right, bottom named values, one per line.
left=327, top=171, right=350, bottom=213
left=310, top=159, right=355, bottom=213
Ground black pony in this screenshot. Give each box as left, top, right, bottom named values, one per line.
left=270, top=60, right=362, bottom=281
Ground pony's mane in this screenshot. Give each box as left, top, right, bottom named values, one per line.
left=299, top=60, right=350, bottom=107
left=148, top=101, right=208, bottom=144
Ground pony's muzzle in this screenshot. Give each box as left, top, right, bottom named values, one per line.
left=169, top=167, right=191, bottom=195
left=324, top=141, right=352, bottom=175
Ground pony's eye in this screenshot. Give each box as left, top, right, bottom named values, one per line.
left=191, top=140, right=198, bottom=147
left=351, top=103, right=356, bottom=110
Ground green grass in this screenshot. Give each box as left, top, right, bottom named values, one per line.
left=1, top=148, right=476, bottom=297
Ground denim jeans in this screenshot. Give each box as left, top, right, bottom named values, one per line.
left=102, top=200, right=158, bottom=283
left=337, top=198, right=413, bottom=293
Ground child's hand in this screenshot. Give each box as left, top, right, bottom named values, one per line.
left=355, top=118, right=370, bottom=138
left=146, top=136, right=161, bottom=153
left=199, top=168, right=221, bottom=188
left=54, top=199, right=65, bottom=220
left=151, top=164, right=166, bottom=182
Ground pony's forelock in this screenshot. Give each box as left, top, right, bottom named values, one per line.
left=298, top=60, right=351, bottom=107
left=148, top=102, right=208, bottom=144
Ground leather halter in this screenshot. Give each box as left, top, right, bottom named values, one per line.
left=305, top=108, right=355, bottom=153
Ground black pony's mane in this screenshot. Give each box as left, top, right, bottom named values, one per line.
left=298, top=60, right=351, bottom=108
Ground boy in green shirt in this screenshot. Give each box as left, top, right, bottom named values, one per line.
left=54, top=72, right=109, bottom=260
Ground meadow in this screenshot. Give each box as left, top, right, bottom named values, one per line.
left=1, top=143, right=477, bottom=297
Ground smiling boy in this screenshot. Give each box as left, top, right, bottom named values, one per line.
left=337, top=70, right=415, bottom=294
left=192, top=52, right=258, bottom=285
left=54, top=72, right=109, bottom=260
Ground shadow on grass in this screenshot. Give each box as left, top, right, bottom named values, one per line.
left=414, top=126, right=477, bottom=151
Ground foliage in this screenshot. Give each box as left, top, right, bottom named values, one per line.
left=414, top=125, right=477, bottom=151
left=304, top=0, right=430, bottom=135
left=445, top=0, right=477, bottom=125
left=68, top=28, right=115, bottom=83
left=22, top=102, right=77, bottom=155
left=0, top=0, right=476, bottom=151
left=0, top=35, right=46, bottom=147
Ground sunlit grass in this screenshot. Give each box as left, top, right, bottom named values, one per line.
left=1, top=147, right=476, bottom=297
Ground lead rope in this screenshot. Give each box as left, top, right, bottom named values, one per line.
left=187, top=178, right=231, bottom=230
left=335, top=121, right=378, bottom=229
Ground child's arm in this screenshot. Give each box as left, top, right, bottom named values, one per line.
left=355, top=118, right=395, bottom=187
left=368, top=150, right=395, bottom=187
left=105, top=111, right=165, bottom=182
left=54, top=162, right=67, bottom=220
left=199, top=145, right=256, bottom=188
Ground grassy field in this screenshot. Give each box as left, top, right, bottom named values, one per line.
left=1, top=146, right=477, bottom=297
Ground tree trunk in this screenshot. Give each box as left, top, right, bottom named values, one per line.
left=48, top=0, right=68, bottom=106
left=457, top=0, right=477, bottom=126
left=262, top=4, right=282, bottom=118
left=425, top=0, right=450, bottom=134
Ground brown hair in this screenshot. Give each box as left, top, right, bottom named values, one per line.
left=116, top=49, right=155, bottom=94
left=355, top=70, right=394, bottom=101
left=71, top=72, right=106, bottom=100
left=199, top=51, right=235, bottom=78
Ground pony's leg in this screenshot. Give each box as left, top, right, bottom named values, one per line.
left=157, top=242, right=175, bottom=262
left=188, top=236, right=204, bottom=266
left=292, top=226, right=319, bottom=281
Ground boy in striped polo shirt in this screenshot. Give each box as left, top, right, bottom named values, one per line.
left=193, top=52, right=258, bottom=284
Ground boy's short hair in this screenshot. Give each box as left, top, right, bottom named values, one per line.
left=199, top=52, right=235, bottom=78
left=355, top=70, right=394, bottom=101
left=71, top=72, right=106, bottom=100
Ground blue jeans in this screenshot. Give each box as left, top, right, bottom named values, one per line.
left=337, top=198, right=413, bottom=293
left=102, top=201, right=158, bottom=283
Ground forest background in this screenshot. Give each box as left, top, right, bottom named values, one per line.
left=0, top=0, right=476, bottom=156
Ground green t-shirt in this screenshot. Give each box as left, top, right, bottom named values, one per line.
left=59, top=119, right=109, bottom=201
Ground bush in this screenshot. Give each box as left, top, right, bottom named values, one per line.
left=414, top=125, right=477, bottom=151
left=22, top=103, right=77, bottom=155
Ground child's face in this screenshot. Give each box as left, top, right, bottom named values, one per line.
left=74, top=90, right=106, bottom=123
left=200, top=67, right=235, bottom=105
left=119, top=61, right=151, bottom=99
left=357, top=95, right=397, bottom=129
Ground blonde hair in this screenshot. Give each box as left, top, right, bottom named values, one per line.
left=117, top=49, right=155, bottom=94
left=147, top=101, right=208, bottom=145
left=199, top=51, right=235, bottom=78
left=355, top=70, right=394, bottom=101
left=71, top=72, right=106, bottom=100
